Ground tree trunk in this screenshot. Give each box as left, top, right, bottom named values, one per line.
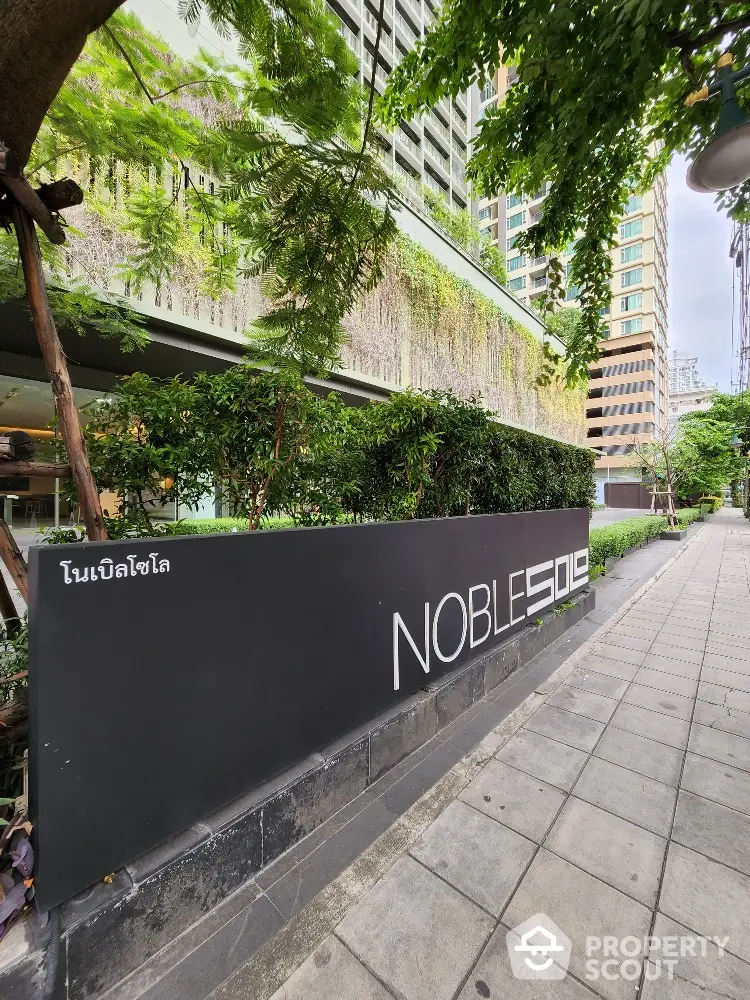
left=0, top=0, right=127, bottom=167
left=12, top=205, right=107, bottom=541
left=0, top=521, right=27, bottom=604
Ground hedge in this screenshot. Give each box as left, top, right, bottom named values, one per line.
left=589, top=508, right=701, bottom=570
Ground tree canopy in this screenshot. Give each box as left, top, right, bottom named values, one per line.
left=380, top=2, right=750, bottom=380
left=1, top=1, right=397, bottom=372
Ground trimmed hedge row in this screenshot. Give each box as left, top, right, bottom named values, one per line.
left=589, top=508, right=701, bottom=569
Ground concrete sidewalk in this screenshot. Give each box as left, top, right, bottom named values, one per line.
left=219, top=508, right=750, bottom=1000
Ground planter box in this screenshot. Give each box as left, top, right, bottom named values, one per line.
left=660, top=529, right=687, bottom=541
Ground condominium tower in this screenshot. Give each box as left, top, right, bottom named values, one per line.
left=476, top=67, right=670, bottom=500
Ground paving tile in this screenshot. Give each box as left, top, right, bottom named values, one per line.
left=622, top=683, right=695, bottom=722
left=606, top=632, right=654, bottom=653
left=640, top=652, right=702, bottom=680
left=654, top=631, right=707, bottom=653
left=573, top=756, right=676, bottom=836
left=593, top=726, right=683, bottom=786
left=710, top=622, right=750, bottom=640
left=524, top=705, right=605, bottom=752
left=692, top=700, right=750, bottom=739
left=336, top=855, right=493, bottom=1000
left=673, top=789, right=750, bottom=876
left=410, top=800, right=535, bottom=916
left=649, top=641, right=703, bottom=665
left=268, top=936, right=392, bottom=1000
left=546, top=686, right=618, bottom=724
left=633, top=667, right=698, bottom=699
left=688, top=723, right=750, bottom=771
left=610, top=622, right=661, bottom=640
left=681, top=752, right=750, bottom=815
left=504, top=850, right=651, bottom=1000
left=704, top=652, right=750, bottom=675
left=659, top=623, right=710, bottom=640
left=459, top=759, right=566, bottom=842
left=495, top=728, right=588, bottom=791
left=563, top=667, right=629, bottom=700
left=593, top=643, right=647, bottom=666
left=648, top=913, right=750, bottom=1000
left=545, top=797, right=666, bottom=907
left=577, top=655, right=640, bottom=682
left=702, top=666, right=750, bottom=694
left=610, top=702, right=691, bottom=750
left=660, top=843, right=750, bottom=964
left=705, top=640, right=750, bottom=663
left=698, top=681, right=750, bottom=713
left=458, top=924, right=599, bottom=1000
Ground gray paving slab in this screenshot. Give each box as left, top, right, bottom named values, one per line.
left=688, top=723, right=750, bottom=771
left=572, top=756, right=677, bottom=836
left=650, top=912, right=750, bottom=1000
left=672, top=789, right=750, bottom=876
left=577, top=654, right=640, bottom=681
left=622, top=683, right=695, bottom=722
left=704, top=651, right=750, bottom=674
left=609, top=702, right=691, bottom=749
left=702, top=665, right=750, bottom=693
left=524, top=705, right=605, bottom=752
left=495, top=728, right=588, bottom=791
left=268, top=936, right=393, bottom=1000
left=705, top=639, right=750, bottom=662
left=563, top=667, right=629, bottom=700
left=593, top=725, right=684, bottom=786
left=458, top=925, right=599, bottom=1000
left=606, top=632, right=653, bottom=653
left=653, top=631, right=707, bottom=653
left=692, top=699, right=750, bottom=739
left=504, top=849, right=652, bottom=1000
left=660, top=843, right=750, bottom=964
left=633, top=666, right=698, bottom=699
left=640, top=652, right=702, bottom=679
left=410, top=800, right=535, bottom=916
left=459, top=759, right=566, bottom=842
left=649, top=641, right=704, bottom=665
left=544, top=796, right=666, bottom=907
left=680, top=752, right=750, bottom=815
left=698, top=681, right=750, bottom=713
left=336, top=855, right=493, bottom=1000
left=546, top=685, right=618, bottom=724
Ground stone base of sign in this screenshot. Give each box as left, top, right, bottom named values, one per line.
left=660, top=529, right=688, bottom=540
left=10, top=589, right=594, bottom=1000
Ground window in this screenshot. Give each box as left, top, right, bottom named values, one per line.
left=480, top=81, right=497, bottom=103
left=508, top=276, right=526, bottom=292
left=478, top=207, right=492, bottom=221
left=507, top=210, right=526, bottom=229
left=620, top=219, right=643, bottom=240
left=621, top=293, right=643, bottom=312
left=599, top=305, right=610, bottom=316
left=625, top=195, right=643, bottom=214
left=621, top=267, right=643, bottom=288
left=508, top=254, right=526, bottom=271
left=506, top=193, right=523, bottom=209
left=621, top=243, right=642, bottom=264
left=621, top=318, right=643, bottom=335
left=564, top=241, right=576, bottom=256
left=507, top=235, right=519, bottom=251
left=565, top=285, right=580, bottom=301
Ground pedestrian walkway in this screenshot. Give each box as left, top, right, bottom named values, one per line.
left=218, top=508, right=750, bottom=1000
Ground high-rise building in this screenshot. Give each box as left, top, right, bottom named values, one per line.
left=668, top=352, right=716, bottom=430
left=328, top=0, right=472, bottom=211
left=475, top=67, right=669, bottom=500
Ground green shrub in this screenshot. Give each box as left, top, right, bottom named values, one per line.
left=676, top=507, right=702, bottom=526
left=161, top=518, right=248, bottom=535
left=589, top=516, right=668, bottom=569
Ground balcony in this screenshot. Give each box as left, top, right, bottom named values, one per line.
left=395, top=13, right=418, bottom=44
left=424, top=171, right=448, bottom=196
left=452, top=113, right=467, bottom=137
left=393, top=160, right=422, bottom=206
left=337, top=21, right=359, bottom=53
left=364, top=10, right=393, bottom=52
left=424, top=138, right=450, bottom=173
left=398, top=0, right=422, bottom=30
left=454, top=92, right=467, bottom=114
left=529, top=255, right=548, bottom=271
left=427, top=112, right=450, bottom=143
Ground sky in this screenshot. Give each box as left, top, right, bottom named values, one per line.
left=667, top=153, right=737, bottom=392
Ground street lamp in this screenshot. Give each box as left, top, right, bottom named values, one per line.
left=686, top=54, right=750, bottom=193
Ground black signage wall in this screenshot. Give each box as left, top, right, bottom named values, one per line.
left=29, top=508, right=589, bottom=909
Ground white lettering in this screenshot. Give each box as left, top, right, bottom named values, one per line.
left=509, top=571, right=526, bottom=625
left=554, top=553, right=571, bottom=598
left=526, top=560, right=555, bottom=616
left=492, top=578, right=510, bottom=635
left=432, top=593, right=468, bottom=663
left=571, top=548, right=589, bottom=590
left=393, top=605, right=430, bottom=691
left=469, top=585, right=492, bottom=648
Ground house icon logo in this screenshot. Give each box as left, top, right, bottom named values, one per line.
left=506, top=913, right=572, bottom=980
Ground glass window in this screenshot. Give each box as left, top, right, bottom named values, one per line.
left=599, top=304, right=610, bottom=316
left=506, top=193, right=523, bottom=209
left=625, top=195, right=643, bottom=214
left=508, top=276, right=526, bottom=292
left=478, top=207, right=492, bottom=221
left=508, top=254, right=526, bottom=271
left=565, top=285, right=580, bottom=301
left=620, top=219, right=643, bottom=240
left=621, top=267, right=643, bottom=288
left=507, top=235, right=519, bottom=251
left=621, top=243, right=642, bottom=264
left=621, top=293, right=643, bottom=312
left=507, top=210, right=526, bottom=229
left=621, top=318, right=643, bottom=335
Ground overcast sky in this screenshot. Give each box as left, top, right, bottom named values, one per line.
left=668, top=153, right=737, bottom=392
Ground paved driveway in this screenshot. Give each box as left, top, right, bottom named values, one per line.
left=590, top=507, right=649, bottom=528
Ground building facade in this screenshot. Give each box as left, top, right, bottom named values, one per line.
left=474, top=67, right=670, bottom=501
left=668, top=352, right=716, bottom=430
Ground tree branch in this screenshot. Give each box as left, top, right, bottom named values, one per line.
left=671, top=14, right=750, bottom=54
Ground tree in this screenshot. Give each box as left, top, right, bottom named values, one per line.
left=380, top=3, right=750, bottom=381
left=629, top=431, right=680, bottom=529
left=0, top=1, right=397, bottom=541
